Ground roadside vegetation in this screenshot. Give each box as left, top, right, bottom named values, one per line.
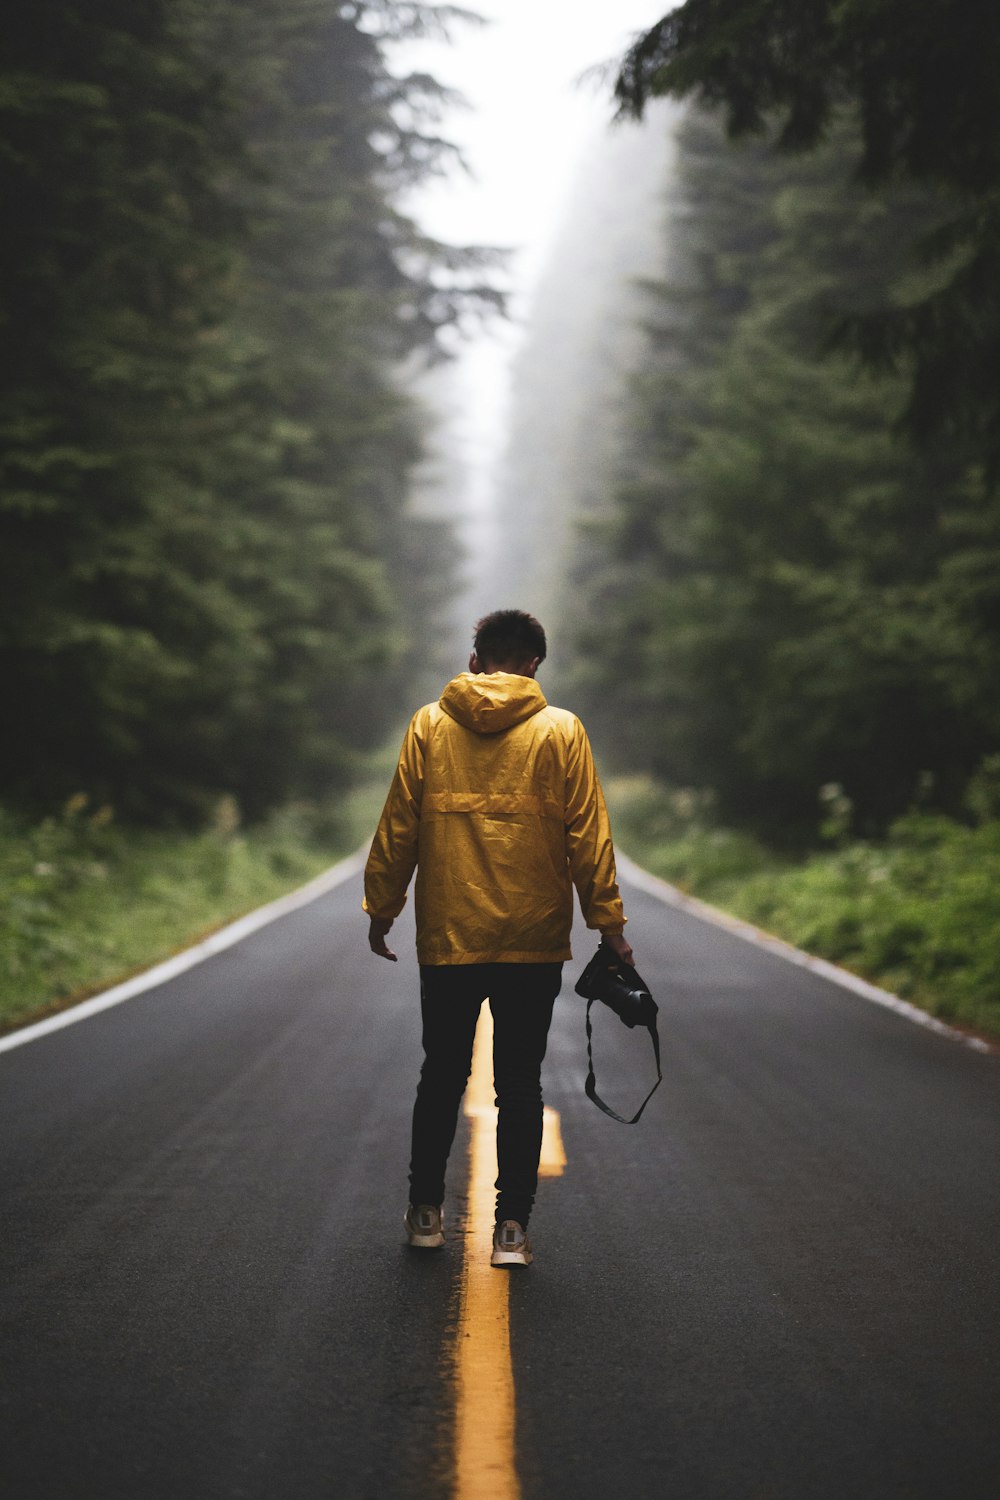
left=1, top=3, right=489, bottom=826
left=4, top=4, right=999, bottom=1051
left=607, top=777, right=1000, bottom=1042
left=0, top=6, right=471, bottom=1034
left=0, top=781, right=388, bottom=1035
left=563, top=7, right=1000, bottom=1052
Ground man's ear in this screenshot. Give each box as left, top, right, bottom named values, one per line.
left=469, top=651, right=482, bottom=673
left=525, top=656, right=541, bottom=678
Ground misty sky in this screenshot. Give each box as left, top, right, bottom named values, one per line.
left=397, top=2, right=665, bottom=296
left=391, top=2, right=667, bottom=593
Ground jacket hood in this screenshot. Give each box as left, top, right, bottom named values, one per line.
left=439, top=672, right=547, bottom=735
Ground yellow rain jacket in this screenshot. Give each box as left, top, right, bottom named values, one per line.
left=364, top=672, right=626, bottom=964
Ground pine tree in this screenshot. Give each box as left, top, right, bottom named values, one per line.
left=614, top=0, right=1000, bottom=480
left=0, top=1, right=245, bottom=813
left=0, top=1, right=497, bottom=820
left=577, top=110, right=1000, bottom=838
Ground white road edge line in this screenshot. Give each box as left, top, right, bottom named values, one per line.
left=0, top=847, right=368, bottom=1056
left=4, top=844, right=991, bottom=1060
left=617, top=852, right=996, bottom=1056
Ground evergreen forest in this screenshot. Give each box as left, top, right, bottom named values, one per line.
left=572, top=107, right=1000, bottom=842
left=559, top=1, right=1000, bottom=1034
left=2, top=0, right=998, bottom=1038
left=0, top=0, right=495, bottom=826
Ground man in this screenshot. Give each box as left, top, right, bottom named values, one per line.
left=364, top=609, right=632, bottom=1267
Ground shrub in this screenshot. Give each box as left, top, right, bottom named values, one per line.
left=606, top=779, right=1000, bottom=1039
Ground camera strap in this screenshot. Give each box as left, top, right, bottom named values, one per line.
left=584, top=997, right=662, bottom=1125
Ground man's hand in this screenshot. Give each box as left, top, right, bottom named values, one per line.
left=368, top=916, right=397, bottom=961
left=602, top=931, right=635, bottom=967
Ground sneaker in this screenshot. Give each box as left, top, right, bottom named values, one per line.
left=404, top=1203, right=445, bottom=1249
left=491, top=1219, right=533, bottom=1267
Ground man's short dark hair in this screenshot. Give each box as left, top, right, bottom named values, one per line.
left=473, top=609, right=547, bottom=667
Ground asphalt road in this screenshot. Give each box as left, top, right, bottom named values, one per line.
left=1, top=867, right=998, bottom=1499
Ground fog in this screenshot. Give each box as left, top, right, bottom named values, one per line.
left=393, top=2, right=671, bottom=651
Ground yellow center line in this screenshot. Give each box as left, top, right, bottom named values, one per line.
left=454, top=1005, right=518, bottom=1500
left=453, top=1005, right=568, bottom=1499
left=539, top=1106, right=567, bottom=1178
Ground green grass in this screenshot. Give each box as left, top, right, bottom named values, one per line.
left=6, top=765, right=998, bottom=1045
left=0, top=781, right=389, bottom=1034
left=606, top=776, right=1000, bottom=1041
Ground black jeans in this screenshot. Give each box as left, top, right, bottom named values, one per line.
left=409, top=962, right=562, bottom=1228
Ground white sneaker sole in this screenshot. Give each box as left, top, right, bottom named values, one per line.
left=491, top=1247, right=533, bottom=1267
left=404, top=1214, right=445, bottom=1249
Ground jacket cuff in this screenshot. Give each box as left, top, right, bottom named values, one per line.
left=362, top=893, right=407, bottom=920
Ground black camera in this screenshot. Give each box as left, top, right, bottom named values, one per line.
left=575, top=941, right=662, bottom=1124
left=574, top=943, right=657, bottom=1029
